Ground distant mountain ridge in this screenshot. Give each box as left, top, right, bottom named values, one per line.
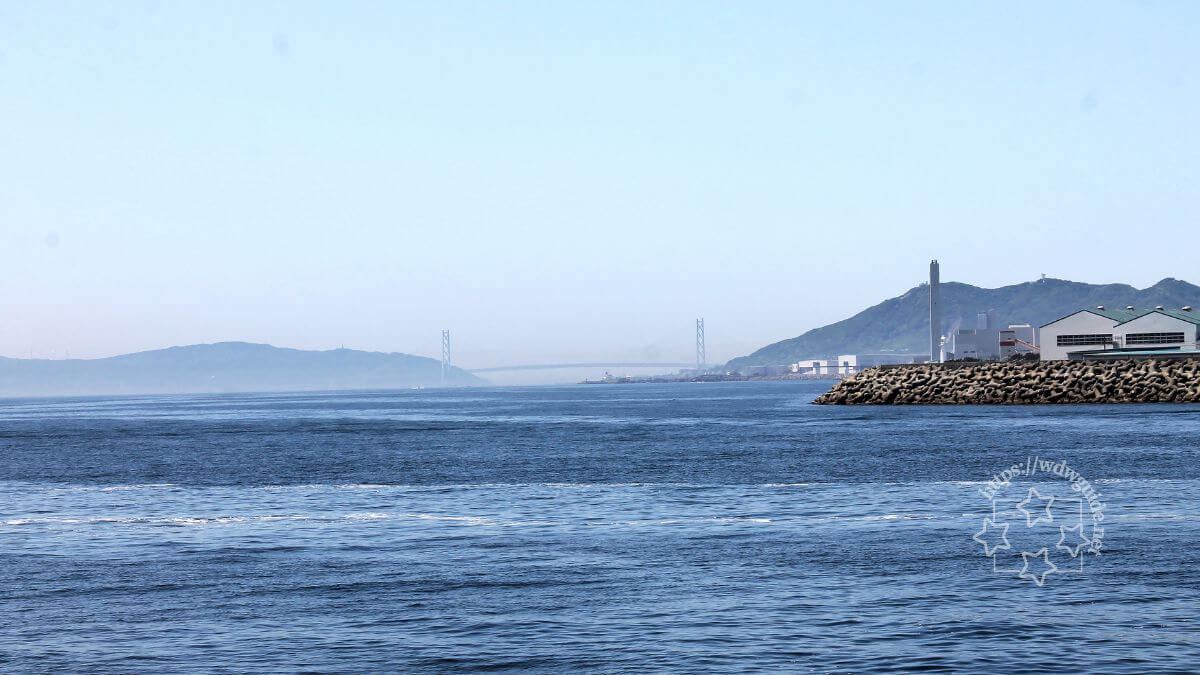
left=0, top=342, right=485, bottom=397
left=726, top=277, right=1200, bottom=370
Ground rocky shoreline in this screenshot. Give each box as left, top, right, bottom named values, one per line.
left=812, top=358, right=1200, bottom=405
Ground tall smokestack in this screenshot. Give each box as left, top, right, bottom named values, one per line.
left=929, top=260, right=941, bottom=363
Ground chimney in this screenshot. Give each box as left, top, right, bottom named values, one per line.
left=929, top=260, right=941, bottom=364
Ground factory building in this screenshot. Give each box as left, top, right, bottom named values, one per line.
left=999, top=325, right=1038, bottom=359
left=1038, top=307, right=1137, bottom=361
left=1116, top=309, right=1200, bottom=348
left=790, top=359, right=836, bottom=375
left=1039, top=306, right=1200, bottom=360
left=941, top=310, right=1038, bottom=361
left=834, top=353, right=929, bottom=374
left=787, top=359, right=827, bottom=376
left=791, top=353, right=930, bottom=375
left=943, top=311, right=999, bottom=361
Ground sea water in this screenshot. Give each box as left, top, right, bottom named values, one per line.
left=2, top=382, right=1198, bottom=671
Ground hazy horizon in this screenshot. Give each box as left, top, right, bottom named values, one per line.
left=6, top=2, right=1200, bottom=376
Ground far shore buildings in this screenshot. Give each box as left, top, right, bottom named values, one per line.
left=1039, top=305, right=1200, bottom=361
left=790, top=353, right=930, bottom=376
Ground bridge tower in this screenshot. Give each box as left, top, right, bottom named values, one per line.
left=440, top=330, right=450, bottom=385
left=696, top=318, right=706, bottom=372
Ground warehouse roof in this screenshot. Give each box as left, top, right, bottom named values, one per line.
left=1115, top=308, right=1200, bottom=327
left=1040, top=307, right=1145, bottom=328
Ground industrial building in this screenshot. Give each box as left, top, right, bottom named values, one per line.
left=941, top=311, right=1038, bottom=361
left=1039, top=306, right=1200, bottom=360
left=834, top=353, right=930, bottom=374
left=791, top=353, right=930, bottom=375
left=999, top=325, right=1038, bottom=359
left=790, top=359, right=836, bottom=375
left=948, top=310, right=1001, bottom=360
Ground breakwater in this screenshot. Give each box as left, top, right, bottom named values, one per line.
left=813, top=358, right=1200, bottom=404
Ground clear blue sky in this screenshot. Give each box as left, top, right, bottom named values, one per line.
left=4, top=1, right=1199, bottom=374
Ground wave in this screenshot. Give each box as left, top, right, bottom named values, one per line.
left=401, top=513, right=494, bottom=525
left=4, top=515, right=256, bottom=527
left=9, top=478, right=1200, bottom=495
left=345, top=511, right=390, bottom=520
left=579, top=516, right=773, bottom=527
left=1107, top=513, right=1200, bottom=521
left=1, top=512, right=780, bottom=529
left=859, top=514, right=936, bottom=521
left=3, top=513, right=346, bottom=527
left=710, top=517, right=772, bottom=523
left=1, top=511, right=497, bottom=528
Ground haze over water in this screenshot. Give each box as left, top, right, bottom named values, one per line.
left=7, top=2, right=1200, bottom=368
left=3, top=382, right=1198, bottom=671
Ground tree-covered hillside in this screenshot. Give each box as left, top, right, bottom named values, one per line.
left=726, top=278, right=1200, bottom=370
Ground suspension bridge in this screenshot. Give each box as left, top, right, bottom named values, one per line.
left=439, top=319, right=708, bottom=383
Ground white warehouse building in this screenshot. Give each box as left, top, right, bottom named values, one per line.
left=790, top=353, right=930, bottom=375
left=1040, top=306, right=1200, bottom=360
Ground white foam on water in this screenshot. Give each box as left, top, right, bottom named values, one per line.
left=859, top=514, right=937, bottom=521
left=99, top=483, right=176, bottom=492
left=256, top=481, right=744, bottom=492
left=1110, top=513, right=1199, bottom=521
left=345, top=512, right=390, bottom=521
left=710, top=517, right=772, bottom=523
left=401, top=513, right=494, bottom=525
left=587, top=516, right=772, bottom=528
left=0, top=513, right=407, bottom=527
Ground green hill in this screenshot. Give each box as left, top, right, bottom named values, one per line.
left=726, top=277, right=1200, bottom=370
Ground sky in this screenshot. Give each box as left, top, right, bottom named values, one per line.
left=3, top=1, right=1200, bottom=380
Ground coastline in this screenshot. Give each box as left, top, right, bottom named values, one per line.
left=582, top=373, right=845, bottom=385
left=813, top=358, right=1200, bottom=404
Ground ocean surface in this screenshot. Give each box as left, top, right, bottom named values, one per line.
left=3, top=381, right=1199, bottom=672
